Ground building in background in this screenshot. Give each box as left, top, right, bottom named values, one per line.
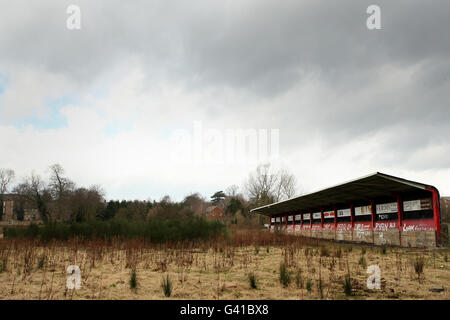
left=0, top=194, right=42, bottom=223
left=205, top=206, right=224, bottom=220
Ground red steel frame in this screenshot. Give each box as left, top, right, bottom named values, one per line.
left=425, top=186, right=442, bottom=245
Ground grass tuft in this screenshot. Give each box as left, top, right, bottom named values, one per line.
left=161, top=274, right=172, bottom=297
left=248, top=272, right=257, bottom=289
left=343, top=274, right=352, bottom=296
left=129, top=269, right=137, bottom=290
left=279, top=263, right=291, bottom=288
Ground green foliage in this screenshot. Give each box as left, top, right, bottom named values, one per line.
left=359, top=255, right=367, bottom=269
left=0, top=259, right=7, bottom=273
left=248, top=272, right=257, bottom=289
left=211, top=191, right=226, bottom=206
left=37, top=256, right=45, bottom=270
left=129, top=269, right=137, bottom=290
left=306, top=278, right=313, bottom=292
left=4, top=217, right=226, bottom=242
left=279, top=263, right=291, bottom=288
left=380, top=246, right=387, bottom=255
left=225, top=198, right=243, bottom=215
left=343, top=274, right=352, bottom=296
left=161, top=274, right=172, bottom=297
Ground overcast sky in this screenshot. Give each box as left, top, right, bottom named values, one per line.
left=1, top=0, right=449, bottom=201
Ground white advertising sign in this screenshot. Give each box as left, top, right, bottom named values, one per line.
left=271, top=217, right=275, bottom=223
left=337, top=208, right=351, bottom=217
left=295, top=214, right=301, bottom=220
left=303, top=213, right=311, bottom=220
left=312, top=212, right=321, bottom=219
left=324, top=210, right=335, bottom=218
left=355, top=205, right=372, bottom=216
left=276, top=217, right=281, bottom=222
left=403, top=199, right=432, bottom=212
left=288, top=215, right=293, bottom=221
left=376, top=202, right=397, bottom=214
left=403, top=200, right=421, bottom=212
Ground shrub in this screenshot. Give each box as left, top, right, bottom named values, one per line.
left=343, top=274, right=352, bottom=296
left=248, top=272, right=257, bottom=289
left=0, top=259, right=6, bottom=274
left=129, top=269, right=137, bottom=290
left=359, top=256, right=367, bottom=269
left=306, top=278, right=313, bottom=292
left=380, top=246, right=387, bottom=255
left=161, top=274, right=172, bottom=297
left=361, top=247, right=366, bottom=255
left=4, top=217, right=226, bottom=243
left=279, top=263, right=291, bottom=288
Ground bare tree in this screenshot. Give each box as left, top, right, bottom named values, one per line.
left=48, top=164, right=75, bottom=200
left=225, top=185, right=239, bottom=197
left=48, top=164, right=75, bottom=221
left=0, top=168, right=15, bottom=195
left=13, top=172, right=51, bottom=222
left=244, top=163, right=297, bottom=207
left=275, top=168, right=297, bottom=201
left=0, top=168, right=15, bottom=220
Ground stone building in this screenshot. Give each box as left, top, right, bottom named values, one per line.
left=0, top=194, right=42, bottom=222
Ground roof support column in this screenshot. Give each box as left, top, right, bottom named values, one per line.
left=396, top=195, right=403, bottom=246
left=300, top=211, right=303, bottom=228
left=333, top=206, right=337, bottom=230
left=425, top=186, right=441, bottom=246
left=350, top=204, right=355, bottom=229
left=370, top=200, right=376, bottom=245
left=310, top=210, right=313, bottom=228
left=370, top=200, right=376, bottom=230
left=320, top=209, right=324, bottom=229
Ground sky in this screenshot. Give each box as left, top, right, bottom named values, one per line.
left=0, top=0, right=449, bottom=201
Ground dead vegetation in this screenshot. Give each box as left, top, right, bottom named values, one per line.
left=0, top=231, right=449, bottom=300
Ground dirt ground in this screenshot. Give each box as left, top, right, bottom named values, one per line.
left=0, top=238, right=449, bottom=300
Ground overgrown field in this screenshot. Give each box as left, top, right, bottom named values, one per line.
left=0, top=232, right=449, bottom=300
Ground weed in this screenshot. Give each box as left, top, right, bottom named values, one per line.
left=359, top=256, right=367, bottom=269
left=306, top=278, right=313, bottom=292
left=129, top=269, right=137, bottom=290
left=279, top=263, right=291, bottom=288
left=343, top=274, right=352, bottom=296
left=248, top=272, right=257, bottom=289
left=161, top=274, right=172, bottom=297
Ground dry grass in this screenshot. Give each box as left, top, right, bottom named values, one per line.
left=0, top=232, right=449, bottom=300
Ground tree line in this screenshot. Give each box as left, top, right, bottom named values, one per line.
left=0, top=163, right=298, bottom=225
